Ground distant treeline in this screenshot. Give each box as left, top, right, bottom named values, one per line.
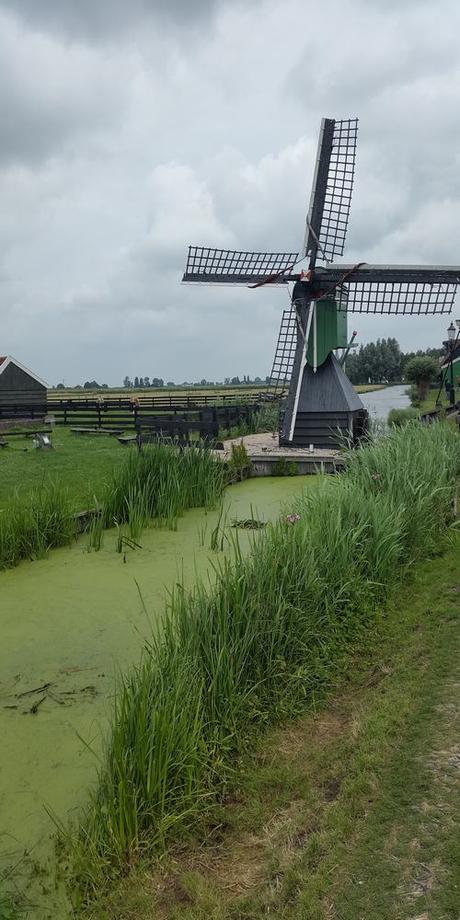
left=121, top=374, right=270, bottom=389
left=51, top=341, right=445, bottom=390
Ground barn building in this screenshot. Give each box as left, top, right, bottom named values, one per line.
left=0, top=355, right=48, bottom=420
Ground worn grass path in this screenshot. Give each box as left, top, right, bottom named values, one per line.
left=85, top=534, right=460, bottom=920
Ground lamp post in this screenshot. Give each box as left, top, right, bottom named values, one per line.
left=447, top=321, right=457, bottom=405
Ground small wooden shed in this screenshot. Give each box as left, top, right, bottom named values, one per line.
left=0, top=355, right=48, bottom=419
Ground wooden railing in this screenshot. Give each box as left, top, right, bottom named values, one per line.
left=0, top=399, right=274, bottom=433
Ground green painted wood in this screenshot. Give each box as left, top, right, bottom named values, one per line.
left=306, top=298, right=348, bottom=367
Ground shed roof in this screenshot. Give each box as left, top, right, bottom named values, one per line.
left=0, top=355, right=48, bottom=387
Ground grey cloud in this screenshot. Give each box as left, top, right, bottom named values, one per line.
left=0, top=0, right=229, bottom=42
left=0, top=12, right=130, bottom=165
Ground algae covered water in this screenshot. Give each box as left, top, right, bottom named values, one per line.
left=0, top=476, right=313, bottom=916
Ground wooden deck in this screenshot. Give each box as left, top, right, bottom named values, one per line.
left=220, top=433, right=344, bottom=475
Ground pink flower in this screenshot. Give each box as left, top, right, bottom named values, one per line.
left=286, top=513, right=300, bottom=524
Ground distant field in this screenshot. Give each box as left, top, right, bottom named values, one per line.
left=47, top=384, right=272, bottom=403
left=46, top=383, right=386, bottom=401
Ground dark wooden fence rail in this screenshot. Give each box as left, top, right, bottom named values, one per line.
left=0, top=400, right=271, bottom=434
left=135, top=404, right=261, bottom=444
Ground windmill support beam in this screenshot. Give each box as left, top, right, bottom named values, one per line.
left=304, top=118, right=335, bottom=268
left=314, top=264, right=460, bottom=285
left=182, top=262, right=460, bottom=288
left=281, top=293, right=311, bottom=443
left=286, top=299, right=315, bottom=441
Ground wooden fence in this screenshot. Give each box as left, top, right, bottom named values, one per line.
left=135, top=404, right=267, bottom=444
left=0, top=399, right=270, bottom=437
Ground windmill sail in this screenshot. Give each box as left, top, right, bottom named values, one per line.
left=270, top=305, right=298, bottom=394
left=336, top=280, right=458, bottom=315
left=182, top=247, right=298, bottom=284
left=304, top=118, right=358, bottom=265
left=315, top=264, right=460, bottom=315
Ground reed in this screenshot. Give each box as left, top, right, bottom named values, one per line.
left=85, top=500, right=104, bottom=553
left=73, top=423, right=459, bottom=898
left=102, top=443, right=224, bottom=530
left=0, top=444, right=224, bottom=571
left=0, top=481, right=75, bottom=570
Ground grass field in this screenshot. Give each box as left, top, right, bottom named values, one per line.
left=419, top=390, right=451, bottom=412
left=0, top=428, right=126, bottom=511
left=89, top=533, right=460, bottom=919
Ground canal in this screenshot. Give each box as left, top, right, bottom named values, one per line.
left=360, top=384, right=410, bottom=420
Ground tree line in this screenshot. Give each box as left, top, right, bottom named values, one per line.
left=122, top=374, right=270, bottom=388
left=345, top=338, right=443, bottom=385
left=53, top=340, right=445, bottom=390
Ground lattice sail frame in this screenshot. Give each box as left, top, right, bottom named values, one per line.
left=270, top=304, right=297, bottom=393
left=305, top=118, right=358, bottom=264
left=183, top=247, right=298, bottom=284
left=335, top=280, right=457, bottom=315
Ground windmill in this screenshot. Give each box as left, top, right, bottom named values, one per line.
left=182, top=118, right=460, bottom=448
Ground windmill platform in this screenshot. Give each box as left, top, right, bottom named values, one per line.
left=220, top=432, right=344, bottom=476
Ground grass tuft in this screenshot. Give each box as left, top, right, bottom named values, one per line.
left=102, top=442, right=225, bottom=531
left=0, top=481, right=75, bottom=570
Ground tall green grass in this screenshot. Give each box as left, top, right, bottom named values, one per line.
left=102, top=443, right=225, bottom=532
left=0, top=444, right=224, bottom=570
left=0, top=482, right=75, bottom=570
left=73, top=423, right=459, bottom=898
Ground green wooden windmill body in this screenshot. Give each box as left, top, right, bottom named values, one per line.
left=306, top=298, right=348, bottom=367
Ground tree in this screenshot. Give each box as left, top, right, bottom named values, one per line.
left=405, top=356, right=438, bottom=401
left=134, top=376, right=139, bottom=388
left=123, top=376, right=131, bottom=388
left=144, top=376, right=150, bottom=387
left=139, top=377, right=144, bottom=387
left=346, top=337, right=403, bottom=384
left=167, top=381, right=175, bottom=387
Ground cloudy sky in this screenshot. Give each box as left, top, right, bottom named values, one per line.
left=1, top=0, right=460, bottom=386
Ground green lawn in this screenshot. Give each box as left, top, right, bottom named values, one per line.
left=0, top=428, right=130, bottom=511
left=87, top=534, right=460, bottom=919
left=418, top=389, right=450, bottom=412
